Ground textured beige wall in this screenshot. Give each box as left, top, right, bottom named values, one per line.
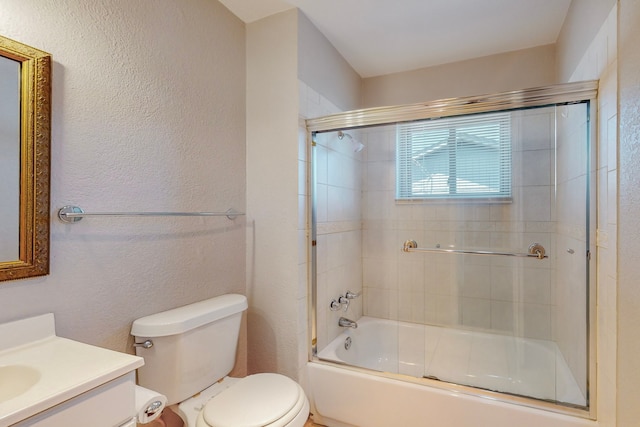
left=297, top=11, right=362, bottom=112
left=0, top=0, right=247, bottom=374
left=246, top=9, right=363, bottom=384
left=361, top=44, right=556, bottom=108
left=246, top=10, right=300, bottom=379
left=556, top=0, right=618, bottom=82
left=617, top=0, right=640, bottom=424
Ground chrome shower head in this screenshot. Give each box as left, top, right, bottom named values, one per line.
left=337, top=131, right=364, bottom=152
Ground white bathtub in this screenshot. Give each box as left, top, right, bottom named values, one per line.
left=309, top=317, right=595, bottom=427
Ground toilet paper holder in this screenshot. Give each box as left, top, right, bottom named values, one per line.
left=145, top=400, right=163, bottom=417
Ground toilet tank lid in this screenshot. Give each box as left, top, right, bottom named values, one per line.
left=131, top=294, right=248, bottom=337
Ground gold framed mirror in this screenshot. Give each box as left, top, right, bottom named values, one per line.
left=0, top=35, right=51, bottom=282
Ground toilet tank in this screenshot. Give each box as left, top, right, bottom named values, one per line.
left=131, top=294, right=248, bottom=405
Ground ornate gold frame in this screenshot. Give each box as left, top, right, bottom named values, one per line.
left=0, top=35, right=51, bottom=281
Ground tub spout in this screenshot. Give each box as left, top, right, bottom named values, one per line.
left=339, top=317, right=358, bottom=328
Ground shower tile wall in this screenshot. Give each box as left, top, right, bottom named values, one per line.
left=560, top=5, right=619, bottom=406
left=299, top=81, right=364, bottom=352
left=306, top=79, right=598, bottom=396
left=315, top=130, right=364, bottom=350
left=361, top=110, right=558, bottom=340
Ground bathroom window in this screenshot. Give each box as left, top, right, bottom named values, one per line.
left=396, top=111, right=512, bottom=201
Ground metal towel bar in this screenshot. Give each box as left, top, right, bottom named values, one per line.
left=57, top=205, right=244, bottom=223
left=402, top=240, right=547, bottom=260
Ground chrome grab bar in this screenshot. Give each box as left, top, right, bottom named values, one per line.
left=58, top=205, right=244, bottom=223
left=402, top=240, right=547, bottom=260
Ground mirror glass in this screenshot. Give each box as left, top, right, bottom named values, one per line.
left=0, top=55, right=20, bottom=261
left=0, top=35, right=51, bottom=282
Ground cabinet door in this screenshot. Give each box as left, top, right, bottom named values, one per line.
left=14, top=374, right=135, bottom=427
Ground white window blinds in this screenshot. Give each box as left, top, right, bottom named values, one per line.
left=396, top=112, right=511, bottom=200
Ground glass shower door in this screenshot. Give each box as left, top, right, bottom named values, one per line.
left=311, top=84, right=595, bottom=410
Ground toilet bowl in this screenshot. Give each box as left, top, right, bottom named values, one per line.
left=131, top=294, right=309, bottom=427
left=178, top=374, right=309, bottom=427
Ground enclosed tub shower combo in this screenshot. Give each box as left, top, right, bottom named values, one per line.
left=306, top=82, right=597, bottom=427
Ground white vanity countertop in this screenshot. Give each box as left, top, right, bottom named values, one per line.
left=0, top=314, right=144, bottom=427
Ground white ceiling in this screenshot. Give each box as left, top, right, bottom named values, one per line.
left=219, top=0, right=572, bottom=78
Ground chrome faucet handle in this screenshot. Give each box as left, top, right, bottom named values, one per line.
left=338, top=295, right=350, bottom=311
left=345, top=290, right=361, bottom=299
left=329, top=299, right=341, bottom=311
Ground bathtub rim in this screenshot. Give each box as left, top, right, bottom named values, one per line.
left=310, top=355, right=592, bottom=421
left=307, top=360, right=597, bottom=427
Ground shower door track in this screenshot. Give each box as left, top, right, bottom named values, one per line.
left=306, top=81, right=597, bottom=133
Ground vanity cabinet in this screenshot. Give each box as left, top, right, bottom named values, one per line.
left=11, top=373, right=136, bottom=427
left=0, top=314, right=144, bottom=427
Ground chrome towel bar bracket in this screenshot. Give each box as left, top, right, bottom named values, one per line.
left=402, top=240, right=548, bottom=260
left=57, top=205, right=245, bottom=223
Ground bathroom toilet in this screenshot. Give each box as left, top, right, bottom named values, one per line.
left=131, top=294, right=309, bottom=427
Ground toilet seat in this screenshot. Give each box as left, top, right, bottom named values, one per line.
left=195, top=373, right=307, bottom=427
